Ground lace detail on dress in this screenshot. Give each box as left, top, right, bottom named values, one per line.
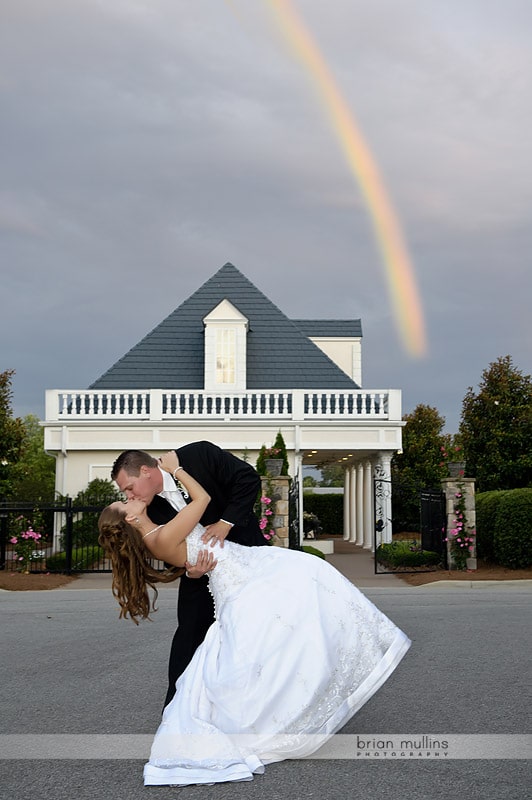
left=185, top=525, right=257, bottom=618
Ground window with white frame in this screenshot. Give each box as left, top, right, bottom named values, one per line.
left=216, top=328, right=236, bottom=384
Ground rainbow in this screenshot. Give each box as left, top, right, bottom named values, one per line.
left=264, top=0, right=427, bottom=357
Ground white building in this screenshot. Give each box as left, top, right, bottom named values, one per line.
left=43, top=263, right=403, bottom=547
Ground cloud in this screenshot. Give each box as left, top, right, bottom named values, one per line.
left=0, top=0, right=530, bottom=435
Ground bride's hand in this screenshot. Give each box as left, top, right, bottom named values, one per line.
left=158, top=450, right=179, bottom=475
left=124, top=498, right=148, bottom=525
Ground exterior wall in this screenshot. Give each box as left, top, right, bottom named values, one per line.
left=308, top=337, right=362, bottom=385
left=44, top=419, right=402, bottom=498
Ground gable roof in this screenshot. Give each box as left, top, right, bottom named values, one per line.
left=293, top=319, right=362, bottom=337
left=90, top=263, right=360, bottom=390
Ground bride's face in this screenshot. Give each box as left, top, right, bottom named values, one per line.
left=112, top=499, right=146, bottom=522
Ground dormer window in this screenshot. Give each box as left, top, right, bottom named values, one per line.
left=216, top=329, right=236, bottom=384
left=203, top=300, right=249, bottom=392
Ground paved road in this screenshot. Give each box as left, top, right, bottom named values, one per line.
left=1, top=583, right=530, bottom=800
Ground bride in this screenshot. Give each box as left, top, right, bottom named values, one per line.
left=98, top=451, right=411, bottom=787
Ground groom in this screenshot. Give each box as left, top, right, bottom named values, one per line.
left=111, top=440, right=267, bottom=707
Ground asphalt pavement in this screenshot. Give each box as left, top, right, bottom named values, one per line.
left=1, top=545, right=530, bottom=800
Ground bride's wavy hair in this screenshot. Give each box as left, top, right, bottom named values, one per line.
left=98, top=504, right=183, bottom=624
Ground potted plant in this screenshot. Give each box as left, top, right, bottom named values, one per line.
left=256, top=432, right=289, bottom=477
left=440, top=435, right=466, bottom=478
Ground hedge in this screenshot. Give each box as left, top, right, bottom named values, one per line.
left=303, top=493, right=343, bottom=536
left=492, top=488, right=532, bottom=569
left=376, top=541, right=441, bottom=568
left=475, top=490, right=503, bottom=562
left=46, top=546, right=104, bottom=573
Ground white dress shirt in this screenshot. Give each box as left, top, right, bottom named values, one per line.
left=158, top=467, right=187, bottom=511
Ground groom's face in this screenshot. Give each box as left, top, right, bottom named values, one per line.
left=115, top=465, right=161, bottom=504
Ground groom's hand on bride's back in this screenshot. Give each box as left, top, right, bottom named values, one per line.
left=185, top=549, right=218, bottom=578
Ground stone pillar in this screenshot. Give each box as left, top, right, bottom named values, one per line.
left=356, top=462, right=364, bottom=546
left=441, top=476, right=476, bottom=569
left=260, top=475, right=290, bottom=548
left=363, top=460, right=373, bottom=550
left=343, top=468, right=351, bottom=541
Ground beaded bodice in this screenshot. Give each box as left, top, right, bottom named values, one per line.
left=185, top=524, right=258, bottom=616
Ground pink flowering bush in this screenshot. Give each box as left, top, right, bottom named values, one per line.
left=259, top=494, right=275, bottom=542
left=444, top=481, right=476, bottom=570
left=10, top=527, right=44, bottom=573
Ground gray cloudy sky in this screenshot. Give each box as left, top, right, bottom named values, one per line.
left=2, top=0, right=531, bottom=433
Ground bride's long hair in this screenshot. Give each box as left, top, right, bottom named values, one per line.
left=98, top=505, right=183, bottom=624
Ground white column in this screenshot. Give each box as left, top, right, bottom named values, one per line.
left=348, top=466, right=357, bottom=543
left=374, top=453, right=393, bottom=545
left=356, top=463, right=364, bottom=546
left=343, top=468, right=351, bottom=540
left=363, top=460, right=373, bottom=550
left=296, top=453, right=304, bottom=547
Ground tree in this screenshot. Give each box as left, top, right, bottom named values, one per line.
left=391, top=404, right=448, bottom=533
left=392, top=404, right=448, bottom=489
left=60, top=478, right=122, bottom=547
left=319, top=464, right=344, bottom=487
left=0, top=370, right=25, bottom=499
left=459, top=356, right=532, bottom=492
left=11, top=415, right=56, bottom=502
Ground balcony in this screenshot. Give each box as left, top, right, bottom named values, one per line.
left=45, top=389, right=401, bottom=423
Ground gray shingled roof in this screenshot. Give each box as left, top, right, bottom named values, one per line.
left=90, top=263, right=360, bottom=390
left=293, top=319, right=362, bottom=337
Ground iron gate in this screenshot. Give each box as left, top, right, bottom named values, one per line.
left=373, top=479, right=447, bottom=574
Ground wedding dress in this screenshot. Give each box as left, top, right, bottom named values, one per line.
left=143, top=525, right=411, bottom=786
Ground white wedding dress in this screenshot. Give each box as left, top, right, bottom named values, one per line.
left=144, top=525, right=411, bottom=786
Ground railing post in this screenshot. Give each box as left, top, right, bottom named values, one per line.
left=64, top=497, right=73, bottom=575
left=0, top=499, right=8, bottom=570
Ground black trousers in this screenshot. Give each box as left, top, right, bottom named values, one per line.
left=164, top=573, right=215, bottom=709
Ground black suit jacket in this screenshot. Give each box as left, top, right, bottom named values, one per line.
left=148, top=440, right=266, bottom=547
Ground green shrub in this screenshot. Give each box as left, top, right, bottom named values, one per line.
left=303, top=493, right=343, bottom=535
left=60, top=478, right=121, bottom=547
left=376, top=540, right=441, bottom=568
left=475, top=490, right=503, bottom=562
left=302, top=545, right=326, bottom=560
left=256, top=432, right=290, bottom=476
left=492, top=488, right=532, bottom=569
left=46, top=546, right=104, bottom=573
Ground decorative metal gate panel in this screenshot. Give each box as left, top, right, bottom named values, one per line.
left=288, top=475, right=301, bottom=550
left=373, top=479, right=447, bottom=574
left=420, top=489, right=447, bottom=564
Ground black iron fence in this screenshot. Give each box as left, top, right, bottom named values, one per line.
left=0, top=498, right=113, bottom=574
left=373, top=479, right=447, bottom=574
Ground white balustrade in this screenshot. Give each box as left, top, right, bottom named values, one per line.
left=45, top=389, right=397, bottom=422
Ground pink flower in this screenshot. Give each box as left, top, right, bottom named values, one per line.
left=265, top=509, right=273, bottom=516
left=9, top=537, right=18, bottom=544
left=259, top=518, right=267, bottom=530
left=260, top=496, right=271, bottom=504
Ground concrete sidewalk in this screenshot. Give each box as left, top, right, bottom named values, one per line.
left=60, top=539, right=402, bottom=591
left=60, top=538, right=532, bottom=592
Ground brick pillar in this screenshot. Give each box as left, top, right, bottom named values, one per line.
left=260, top=475, right=290, bottom=548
